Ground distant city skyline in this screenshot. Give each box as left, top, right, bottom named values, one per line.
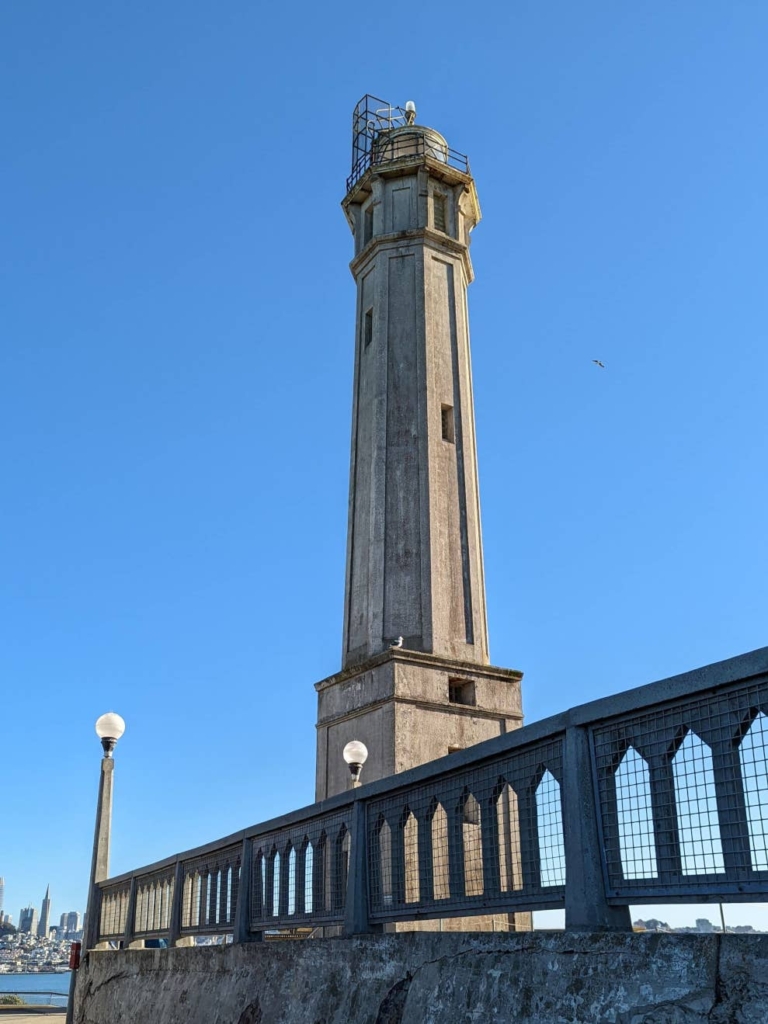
left=0, top=882, right=81, bottom=938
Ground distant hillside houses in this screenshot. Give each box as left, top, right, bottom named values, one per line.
left=633, top=918, right=760, bottom=934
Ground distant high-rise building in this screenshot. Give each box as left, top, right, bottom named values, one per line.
left=59, top=913, right=68, bottom=930
left=0, top=876, right=4, bottom=918
left=37, top=884, right=51, bottom=938
left=19, top=906, right=37, bottom=934
left=66, top=911, right=80, bottom=935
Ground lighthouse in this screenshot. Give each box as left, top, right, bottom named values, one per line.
left=315, top=97, right=523, bottom=809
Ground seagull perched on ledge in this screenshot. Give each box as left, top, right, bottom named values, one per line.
left=391, top=636, right=404, bottom=649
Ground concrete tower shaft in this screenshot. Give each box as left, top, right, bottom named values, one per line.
left=341, top=126, right=488, bottom=670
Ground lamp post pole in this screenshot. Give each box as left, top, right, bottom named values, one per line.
left=83, top=756, right=114, bottom=950
left=67, top=713, right=126, bottom=1024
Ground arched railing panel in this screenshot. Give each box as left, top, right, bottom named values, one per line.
left=366, top=736, right=565, bottom=919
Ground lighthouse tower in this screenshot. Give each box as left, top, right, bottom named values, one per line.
left=315, top=97, right=523, bottom=804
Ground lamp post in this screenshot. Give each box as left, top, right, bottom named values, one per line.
left=83, top=713, right=126, bottom=951
left=67, top=713, right=125, bottom=1024
left=342, top=740, right=368, bottom=788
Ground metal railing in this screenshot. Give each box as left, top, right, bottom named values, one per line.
left=347, top=93, right=470, bottom=192
left=93, top=647, right=768, bottom=945
left=347, top=132, right=470, bottom=193
left=0, top=990, right=69, bottom=1009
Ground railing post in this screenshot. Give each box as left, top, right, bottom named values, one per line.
left=516, top=782, right=542, bottom=894
left=416, top=811, right=434, bottom=905
left=343, top=798, right=380, bottom=935
left=481, top=793, right=502, bottom=899
left=648, top=753, right=683, bottom=884
left=279, top=844, right=291, bottom=918
left=448, top=802, right=466, bottom=901
left=122, top=877, right=137, bottom=948
left=563, top=725, right=632, bottom=931
left=233, top=838, right=262, bottom=943
left=295, top=845, right=307, bottom=916
left=710, top=738, right=753, bottom=876
left=390, top=813, right=406, bottom=908
left=168, top=861, right=184, bottom=946
left=197, top=872, right=208, bottom=930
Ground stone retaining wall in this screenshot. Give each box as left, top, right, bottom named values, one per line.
left=74, top=932, right=768, bottom=1024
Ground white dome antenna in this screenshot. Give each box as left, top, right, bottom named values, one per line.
left=405, top=100, right=417, bottom=125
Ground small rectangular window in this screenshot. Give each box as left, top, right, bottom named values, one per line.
left=449, top=680, right=475, bottom=706
left=363, top=206, right=374, bottom=245
left=364, top=308, right=373, bottom=348
left=441, top=404, right=455, bottom=443
left=433, top=194, right=447, bottom=233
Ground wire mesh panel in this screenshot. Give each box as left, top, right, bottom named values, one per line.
left=535, top=770, right=566, bottom=887
left=673, top=732, right=725, bottom=875
left=740, top=711, right=768, bottom=871
left=181, top=845, right=241, bottom=936
left=614, top=746, right=658, bottom=880
left=132, top=867, right=176, bottom=939
left=98, top=880, right=131, bottom=940
left=592, top=676, right=768, bottom=900
left=250, top=810, right=352, bottom=930
left=366, top=736, right=565, bottom=922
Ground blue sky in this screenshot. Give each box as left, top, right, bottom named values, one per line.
left=2, top=2, right=767, bottom=930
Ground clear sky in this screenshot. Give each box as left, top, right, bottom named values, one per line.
left=2, top=2, right=767, bottom=931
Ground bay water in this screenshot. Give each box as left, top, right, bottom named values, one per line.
left=0, top=972, right=70, bottom=1007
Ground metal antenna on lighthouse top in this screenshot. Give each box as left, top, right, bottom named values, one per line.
left=349, top=95, right=413, bottom=186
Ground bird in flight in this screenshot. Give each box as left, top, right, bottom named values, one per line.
left=592, top=359, right=605, bottom=369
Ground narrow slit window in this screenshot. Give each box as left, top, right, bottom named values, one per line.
left=433, top=193, right=447, bottom=232
left=364, top=308, right=373, bottom=348
left=449, top=680, right=475, bottom=706
left=441, top=404, right=455, bottom=443
left=363, top=205, right=374, bottom=245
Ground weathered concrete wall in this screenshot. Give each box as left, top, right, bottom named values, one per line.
left=74, top=932, right=768, bottom=1024
left=314, top=649, right=522, bottom=800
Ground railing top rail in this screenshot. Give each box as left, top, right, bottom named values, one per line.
left=97, top=645, right=768, bottom=891
left=2, top=991, right=69, bottom=996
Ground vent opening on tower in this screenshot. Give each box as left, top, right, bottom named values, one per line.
left=433, top=193, right=447, bottom=233
left=449, top=680, right=475, bottom=706
left=441, top=404, right=455, bottom=443
left=364, top=308, right=373, bottom=348
left=363, top=205, right=373, bottom=245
